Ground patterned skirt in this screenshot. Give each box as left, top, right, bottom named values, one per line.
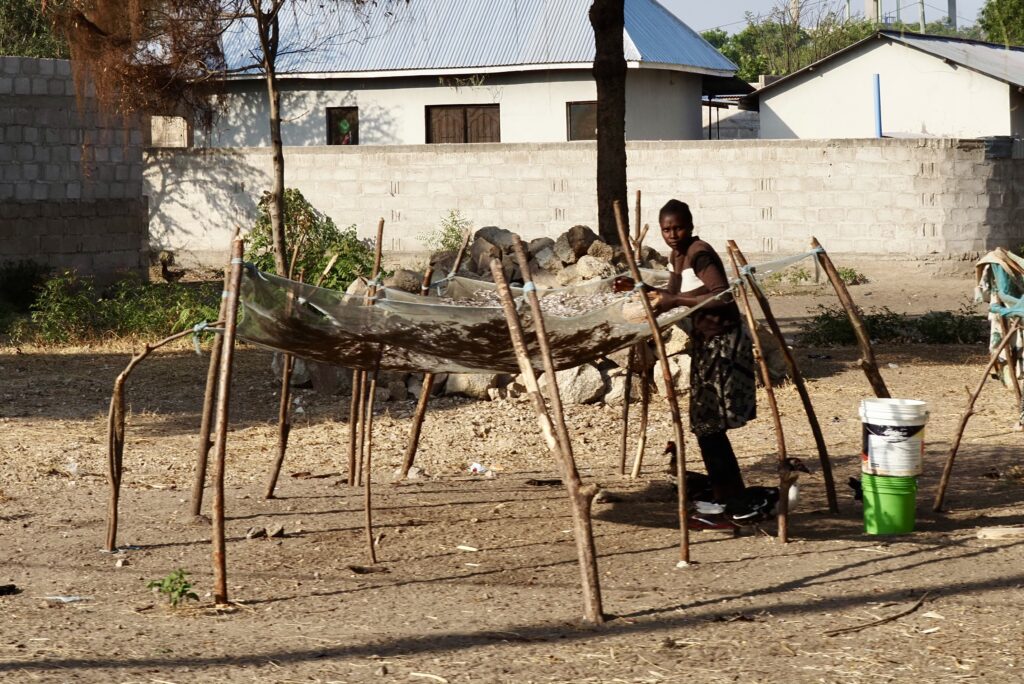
left=689, top=324, right=757, bottom=436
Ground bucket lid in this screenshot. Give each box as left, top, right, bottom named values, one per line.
left=860, top=398, right=927, bottom=410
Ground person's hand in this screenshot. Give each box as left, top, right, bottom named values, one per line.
left=645, top=289, right=668, bottom=313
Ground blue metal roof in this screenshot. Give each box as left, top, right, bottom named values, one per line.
left=221, top=0, right=736, bottom=78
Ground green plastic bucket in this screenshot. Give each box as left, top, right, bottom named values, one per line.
left=862, top=473, right=917, bottom=535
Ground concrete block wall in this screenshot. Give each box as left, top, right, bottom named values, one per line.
left=0, top=57, right=148, bottom=277
left=144, top=137, right=1024, bottom=266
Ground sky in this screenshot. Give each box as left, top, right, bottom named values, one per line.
left=662, top=0, right=986, bottom=34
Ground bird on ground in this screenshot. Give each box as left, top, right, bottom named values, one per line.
left=723, top=457, right=812, bottom=528
left=663, top=441, right=715, bottom=502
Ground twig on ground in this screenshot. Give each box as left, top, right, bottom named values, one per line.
left=824, top=592, right=933, bottom=637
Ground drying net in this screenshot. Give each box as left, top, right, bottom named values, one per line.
left=234, top=250, right=822, bottom=374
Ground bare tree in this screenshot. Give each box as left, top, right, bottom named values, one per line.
left=48, top=0, right=404, bottom=274
left=588, top=0, right=628, bottom=246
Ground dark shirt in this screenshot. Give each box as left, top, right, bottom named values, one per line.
left=669, top=236, right=740, bottom=341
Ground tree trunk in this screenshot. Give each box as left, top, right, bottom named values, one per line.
left=589, top=0, right=628, bottom=245
left=255, top=2, right=288, bottom=276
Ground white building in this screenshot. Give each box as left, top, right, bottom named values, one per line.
left=194, top=0, right=744, bottom=148
left=743, top=31, right=1024, bottom=140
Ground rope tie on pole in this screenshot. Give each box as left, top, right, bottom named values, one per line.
left=192, top=320, right=211, bottom=355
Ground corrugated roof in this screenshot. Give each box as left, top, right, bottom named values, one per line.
left=221, top=0, right=736, bottom=78
left=743, top=31, right=1024, bottom=108
left=890, top=31, right=1024, bottom=88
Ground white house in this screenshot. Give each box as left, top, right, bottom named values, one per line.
left=192, top=0, right=744, bottom=147
left=742, top=31, right=1024, bottom=139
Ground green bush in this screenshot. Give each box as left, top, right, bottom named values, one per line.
left=797, top=304, right=986, bottom=346
left=147, top=569, right=198, bottom=607
left=420, top=209, right=471, bottom=254
left=837, top=267, right=869, bottom=285
left=20, top=271, right=220, bottom=344
left=247, top=188, right=376, bottom=290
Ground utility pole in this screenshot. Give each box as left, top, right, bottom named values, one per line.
left=948, top=0, right=957, bottom=29
left=919, top=0, right=926, bottom=31
left=847, top=0, right=852, bottom=21
left=789, top=0, right=801, bottom=24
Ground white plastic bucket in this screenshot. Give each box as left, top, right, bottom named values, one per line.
left=859, top=398, right=929, bottom=477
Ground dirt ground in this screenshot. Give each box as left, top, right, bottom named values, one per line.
left=2, top=263, right=1024, bottom=683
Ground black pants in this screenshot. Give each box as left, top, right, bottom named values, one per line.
left=696, top=431, right=745, bottom=502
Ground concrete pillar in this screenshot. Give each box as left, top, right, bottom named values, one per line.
left=948, top=0, right=957, bottom=28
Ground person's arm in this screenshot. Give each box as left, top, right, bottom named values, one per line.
left=649, top=250, right=733, bottom=312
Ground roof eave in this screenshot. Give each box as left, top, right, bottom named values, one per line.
left=222, top=60, right=735, bottom=81
left=631, top=60, right=735, bottom=78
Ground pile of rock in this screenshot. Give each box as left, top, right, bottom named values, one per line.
left=427, top=224, right=668, bottom=288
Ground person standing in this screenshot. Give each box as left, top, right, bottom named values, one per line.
left=643, top=200, right=757, bottom=513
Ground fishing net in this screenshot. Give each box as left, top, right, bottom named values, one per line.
left=234, top=251, right=822, bottom=374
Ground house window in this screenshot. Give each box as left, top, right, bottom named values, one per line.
left=327, top=107, right=359, bottom=145
left=567, top=101, right=597, bottom=141
left=426, top=105, right=500, bottom=143
left=150, top=115, right=190, bottom=147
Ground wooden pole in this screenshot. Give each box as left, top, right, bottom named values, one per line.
left=618, top=346, right=634, bottom=475
left=933, top=322, right=1020, bottom=512
left=106, top=324, right=222, bottom=551
left=400, top=268, right=436, bottom=479
left=450, top=230, right=472, bottom=276
left=355, top=372, right=369, bottom=486
left=617, top=191, right=644, bottom=475
left=355, top=218, right=387, bottom=488
left=727, top=248, right=791, bottom=543
left=264, top=354, right=294, bottom=499
left=729, top=241, right=839, bottom=514
left=347, top=370, right=363, bottom=486
left=400, top=231, right=475, bottom=479
left=190, top=268, right=232, bottom=517
left=810, top=238, right=890, bottom=399
left=629, top=346, right=652, bottom=479
left=211, top=238, right=245, bottom=605
left=264, top=251, right=307, bottom=500
left=492, top=252, right=604, bottom=624
left=613, top=200, right=691, bottom=564
left=363, top=362, right=381, bottom=564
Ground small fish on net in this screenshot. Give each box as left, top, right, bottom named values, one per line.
left=437, top=290, right=626, bottom=317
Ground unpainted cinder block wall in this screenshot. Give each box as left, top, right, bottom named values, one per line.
left=144, top=138, right=1024, bottom=267
left=0, top=57, right=148, bottom=278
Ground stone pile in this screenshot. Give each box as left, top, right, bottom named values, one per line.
left=429, top=224, right=668, bottom=288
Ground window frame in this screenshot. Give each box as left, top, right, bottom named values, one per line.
left=425, top=104, right=501, bottom=144
left=326, top=106, right=359, bottom=145
left=566, top=100, right=598, bottom=142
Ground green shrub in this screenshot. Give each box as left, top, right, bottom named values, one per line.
left=762, top=264, right=813, bottom=289
left=420, top=209, right=471, bottom=254
left=23, top=271, right=220, bottom=344
left=147, top=569, right=198, bottom=607
left=797, top=304, right=986, bottom=346
left=247, top=188, right=376, bottom=290
left=837, top=267, right=869, bottom=285
left=913, top=307, right=987, bottom=344
left=30, top=270, right=99, bottom=343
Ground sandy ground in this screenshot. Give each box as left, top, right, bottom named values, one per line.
left=2, top=264, right=1023, bottom=683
